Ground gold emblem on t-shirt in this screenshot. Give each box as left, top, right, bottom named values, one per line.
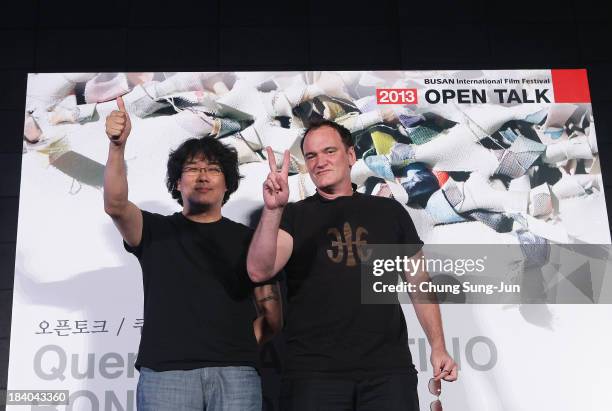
left=327, top=222, right=372, bottom=266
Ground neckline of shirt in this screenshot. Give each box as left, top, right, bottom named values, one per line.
left=176, top=212, right=226, bottom=225
left=314, top=184, right=361, bottom=203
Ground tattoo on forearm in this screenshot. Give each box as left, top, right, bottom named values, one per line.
left=257, top=294, right=279, bottom=303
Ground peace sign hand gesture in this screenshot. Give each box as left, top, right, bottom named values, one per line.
left=263, top=147, right=290, bottom=210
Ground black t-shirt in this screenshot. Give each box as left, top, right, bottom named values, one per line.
left=279, top=192, right=423, bottom=378
left=125, top=210, right=260, bottom=371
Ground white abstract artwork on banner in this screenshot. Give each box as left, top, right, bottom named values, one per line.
left=9, top=70, right=612, bottom=410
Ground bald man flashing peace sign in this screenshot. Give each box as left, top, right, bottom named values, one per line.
left=247, top=119, right=457, bottom=411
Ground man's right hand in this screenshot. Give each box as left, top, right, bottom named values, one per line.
left=105, top=96, right=132, bottom=147
left=263, top=147, right=290, bottom=210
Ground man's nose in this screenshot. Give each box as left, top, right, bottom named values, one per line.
left=315, top=156, right=328, bottom=168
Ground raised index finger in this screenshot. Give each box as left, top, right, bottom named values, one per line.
left=266, top=146, right=278, bottom=172
left=281, top=150, right=290, bottom=176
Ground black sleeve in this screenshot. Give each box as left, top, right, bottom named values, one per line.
left=252, top=273, right=283, bottom=287
left=123, top=209, right=153, bottom=259
left=279, top=202, right=296, bottom=237
left=395, top=202, right=424, bottom=256
left=237, top=223, right=281, bottom=287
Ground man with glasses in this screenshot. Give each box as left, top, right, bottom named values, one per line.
left=103, top=96, right=281, bottom=410
left=247, top=120, right=457, bottom=410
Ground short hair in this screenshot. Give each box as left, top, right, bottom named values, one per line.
left=166, top=137, right=241, bottom=205
left=300, top=119, right=354, bottom=153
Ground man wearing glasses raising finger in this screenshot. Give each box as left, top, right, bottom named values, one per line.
left=247, top=119, right=457, bottom=410
left=103, top=97, right=282, bottom=410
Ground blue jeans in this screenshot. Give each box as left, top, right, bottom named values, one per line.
left=137, top=366, right=261, bottom=411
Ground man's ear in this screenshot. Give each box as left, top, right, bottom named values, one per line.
left=348, top=146, right=357, bottom=166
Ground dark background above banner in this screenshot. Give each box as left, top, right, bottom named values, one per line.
left=1, top=0, right=612, bottom=407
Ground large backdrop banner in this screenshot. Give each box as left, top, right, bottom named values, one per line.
left=8, top=70, right=612, bottom=410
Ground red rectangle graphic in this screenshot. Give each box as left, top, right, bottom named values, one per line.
left=376, top=88, right=418, bottom=105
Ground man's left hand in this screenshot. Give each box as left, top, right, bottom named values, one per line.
left=431, top=347, right=458, bottom=382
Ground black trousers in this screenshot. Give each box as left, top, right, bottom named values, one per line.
left=279, top=373, right=420, bottom=411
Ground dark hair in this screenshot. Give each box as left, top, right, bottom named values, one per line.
left=166, top=137, right=241, bottom=205
left=300, top=119, right=354, bottom=153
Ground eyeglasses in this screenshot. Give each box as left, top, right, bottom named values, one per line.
left=428, top=378, right=443, bottom=411
left=182, top=166, right=223, bottom=177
